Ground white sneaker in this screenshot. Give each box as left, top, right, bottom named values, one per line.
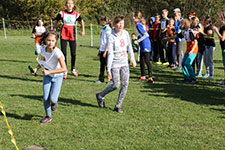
left=95, top=80, right=103, bottom=84
left=202, top=74, right=209, bottom=79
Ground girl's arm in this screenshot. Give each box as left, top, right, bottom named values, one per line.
left=106, top=36, right=114, bottom=73
left=213, top=26, right=225, bottom=41
left=126, top=31, right=136, bottom=67
left=189, top=39, right=198, bottom=55
left=106, top=35, right=114, bottom=80
left=81, top=20, right=85, bottom=36
left=42, top=56, right=67, bottom=75
left=103, top=45, right=108, bottom=58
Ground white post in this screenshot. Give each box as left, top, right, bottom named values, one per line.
left=50, top=19, right=53, bottom=30
left=75, top=22, right=77, bottom=40
left=2, top=18, right=7, bottom=39
left=91, top=24, right=93, bottom=47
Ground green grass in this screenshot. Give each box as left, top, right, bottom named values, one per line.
left=0, top=32, right=225, bottom=150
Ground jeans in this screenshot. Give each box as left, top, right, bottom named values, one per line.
left=43, top=75, right=63, bottom=117
left=203, top=46, right=215, bottom=76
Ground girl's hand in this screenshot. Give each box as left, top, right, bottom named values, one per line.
left=107, top=72, right=112, bottom=81
left=31, top=68, right=37, bottom=76
left=189, top=51, right=194, bottom=55
left=32, top=35, right=36, bottom=39
left=134, top=40, right=138, bottom=45
left=130, top=59, right=136, bottom=67
left=42, top=70, right=50, bottom=75
left=103, top=51, right=107, bottom=58
left=81, top=31, right=85, bottom=37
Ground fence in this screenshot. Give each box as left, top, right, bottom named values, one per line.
left=0, top=18, right=103, bottom=47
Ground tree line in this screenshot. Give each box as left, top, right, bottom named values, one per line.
left=0, top=0, right=224, bottom=29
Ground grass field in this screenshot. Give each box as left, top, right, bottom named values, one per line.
left=0, top=32, right=225, bottom=150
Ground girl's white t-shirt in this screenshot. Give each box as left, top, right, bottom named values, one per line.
left=39, top=46, right=65, bottom=77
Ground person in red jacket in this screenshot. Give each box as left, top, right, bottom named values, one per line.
left=54, top=0, right=85, bottom=79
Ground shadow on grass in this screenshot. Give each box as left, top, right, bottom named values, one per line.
left=10, top=94, right=98, bottom=108
left=142, top=71, right=225, bottom=106
left=0, top=113, right=42, bottom=120
left=0, top=58, right=33, bottom=63
left=0, top=74, right=42, bottom=82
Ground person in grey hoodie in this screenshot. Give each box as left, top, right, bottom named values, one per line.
left=96, top=15, right=136, bottom=113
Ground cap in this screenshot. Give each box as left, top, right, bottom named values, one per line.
left=173, top=8, right=181, bottom=13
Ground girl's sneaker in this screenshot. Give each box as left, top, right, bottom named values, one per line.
left=195, top=73, right=202, bottom=78
left=148, top=77, right=154, bottom=83
left=202, top=74, right=209, bottom=79
left=71, top=69, right=78, bottom=77
left=96, top=93, right=105, bottom=108
left=41, top=116, right=52, bottom=123
left=139, top=76, right=146, bottom=81
left=113, top=107, right=123, bottom=113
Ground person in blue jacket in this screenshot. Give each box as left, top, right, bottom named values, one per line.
left=133, top=11, right=153, bottom=83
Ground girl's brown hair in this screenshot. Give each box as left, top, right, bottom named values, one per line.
left=101, top=16, right=112, bottom=28
left=133, top=11, right=145, bottom=24
left=113, top=15, right=125, bottom=25
left=191, top=16, right=199, bottom=26
left=180, top=19, right=191, bottom=30
left=40, top=31, right=59, bottom=47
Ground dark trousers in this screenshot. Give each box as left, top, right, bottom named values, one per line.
left=152, top=40, right=165, bottom=62
left=140, top=52, right=152, bottom=77
left=99, top=51, right=107, bottom=82
left=60, top=39, right=76, bottom=71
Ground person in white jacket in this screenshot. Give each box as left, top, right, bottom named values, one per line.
left=96, top=15, right=136, bottom=113
left=96, top=16, right=112, bottom=83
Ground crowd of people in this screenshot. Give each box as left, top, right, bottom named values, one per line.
left=30, top=0, right=225, bottom=123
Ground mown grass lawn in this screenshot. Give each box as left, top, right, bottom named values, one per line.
left=0, top=32, right=224, bottom=150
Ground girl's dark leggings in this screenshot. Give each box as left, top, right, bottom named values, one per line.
left=60, top=39, right=76, bottom=71
left=140, top=52, right=152, bottom=77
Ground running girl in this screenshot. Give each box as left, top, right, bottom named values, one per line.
left=32, top=31, right=67, bottom=123
left=32, top=18, right=46, bottom=55
left=96, top=15, right=136, bottom=113
left=54, top=0, right=85, bottom=79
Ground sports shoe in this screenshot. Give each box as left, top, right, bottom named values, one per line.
left=204, top=76, right=213, bottom=80
left=148, top=77, right=154, bottom=83
left=71, top=69, right=78, bottom=77
left=162, top=62, right=169, bottom=66
left=41, top=116, right=52, bottom=123
left=113, top=107, right=123, bottom=113
left=202, top=74, right=209, bottom=79
left=96, top=93, right=105, bottom=108
left=95, top=80, right=104, bottom=84
left=219, top=80, right=225, bottom=85
left=195, top=73, right=202, bottom=78
left=51, top=103, right=58, bottom=111
left=156, top=62, right=162, bottom=65
left=139, top=76, right=146, bottom=81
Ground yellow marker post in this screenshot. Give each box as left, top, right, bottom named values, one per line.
left=0, top=101, right=19, bottom=150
